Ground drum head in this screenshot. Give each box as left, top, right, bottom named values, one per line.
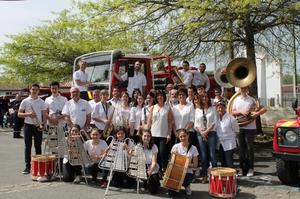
left=209, top=167, right=236, bottom=176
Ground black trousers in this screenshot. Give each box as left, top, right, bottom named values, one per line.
left=80, top=91, right=89, bottom=101
left=13, top=113, right=24, bottom=137
left=62, top=161, right=82, bottom=182
left=143, top=173, right=160, bottom=194
left=152, top=137, right=169, bottom=171
left=238, top=129, right=256, bottom=174
left=111, top=171, right=135, bottom=188
left=24, top=123, right=43, bottom=169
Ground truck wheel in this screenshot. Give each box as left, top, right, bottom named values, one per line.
left=276, top=158, right=298, bottom=185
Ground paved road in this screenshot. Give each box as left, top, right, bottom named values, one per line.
left=0, top=128, right=299, bottom=199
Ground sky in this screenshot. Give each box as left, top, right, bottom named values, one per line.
left=0, top=0, right=72, bottom=47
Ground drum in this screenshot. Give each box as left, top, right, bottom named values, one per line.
left=162, top=153, right=189, bottom=192
left=31, top=155, right=56, bottom=182
left=209, top=167, right=237, bottom=198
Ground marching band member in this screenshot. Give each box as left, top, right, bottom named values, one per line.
left=62, top=124, right=83, bottom=183
left=113, top=92, right=131, bottom=134
left=129, top=94, right=144, bottom=143
left=186, top=87, right=196, bottom=104
left=147, top=90, right=172, bottom=172
left=179, top=60, right=193, bottom=88
left=140, top=129, right=160, bottom=194
left=194, top=93, right=218, bottom=183
left=83, top=128, right=108, bottom=187
left=88, top=89, right=101, bottom=129
left=108, top=87, right=121, bottom=107
left=18, top=83, right=47, bottom=174
left=141, top=92, right=155, bottom=129
left=166, top=88, right=178, bottom=107
left=62, top=87, right=92, bottom=131
left=129, top=88, right=142, bottom=107
left=168, top=129, right=198, bottom=196
left=231, top=86, right=266, bottom=176
left=171, top=88, right=195, bottom=142
left=216, top=100, right=239, bottom=168
left=212, top=87, right=226, bottom=107
left=92, top=89, right=114, bottom=133
left=109, top=126, right=135, bottom=188
left=73, top=59, right=92, bottom=100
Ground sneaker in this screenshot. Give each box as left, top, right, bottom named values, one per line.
left=73, top=175, right=81, bottom=184
left=246, top=169, right=254, bottom=177
left=13, top=135, right=23, bottom=139
left=185, top=185, right=192, bottom=196
left=195, top=168, right=201, bottom=177
left=22, top=168, right=30, bottom=175
left=100, top=180, right=107, bottom=188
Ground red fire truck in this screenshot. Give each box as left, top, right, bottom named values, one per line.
left=272, top=99, right=300, bottom=185
left=73, top=50, right=217, bottom=98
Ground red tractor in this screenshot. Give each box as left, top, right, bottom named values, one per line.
left=73, top=50, right=217, bottom=98
left=272, top=99, right=300, bottom=185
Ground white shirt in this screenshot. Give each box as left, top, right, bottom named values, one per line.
left=92, top=102, right=114, bottom=130
left=232, top=95, right=256, bottom=129
left=194, top=106, right=217, bottom=131
left=130, top=106, right=143, bottom=130
left=150, top=104, right=170, bottom=138
left=89, top=100, right=100, bottom=125
left=19, top=96, right=47, bottom=125
left=84, top=140, right=108, bottom=163
left=112, top=104, right=130, bottom=127
left=121, top=71, right=147, bottom=97
left=143, top=144, right=160, bottom=174
left=141, top=105, right=151, bottom=125
left=171, top=143, right=199, bottom=174
left=215, top=112, right=239, bottom=151
left=45, top=95, right=68, bottom=127
left=180, top=70, right=193, bottom=88
left=192, top=70, right=210, bottom=91
left=108, top=98, right=121, bottom=108
left=73, top=70, right=88, bottom=92
left=62, top=99, right=92, bottom=128
left=172, top=103, right=195, bottom=130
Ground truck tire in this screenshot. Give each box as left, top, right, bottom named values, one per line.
left=276, top=158, right=298, bottom=185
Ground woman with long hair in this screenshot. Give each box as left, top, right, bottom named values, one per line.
left=194, top=93, right=218, bottom=183
left=129, top=94, right=144, bottom=143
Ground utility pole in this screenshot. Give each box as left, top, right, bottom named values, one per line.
left=292, top=24, right=297, bottom=98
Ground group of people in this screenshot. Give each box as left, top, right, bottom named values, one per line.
left=15, top=59, right=266, bottom=197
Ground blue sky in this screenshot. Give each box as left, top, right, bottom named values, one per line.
left=0, top=0, right=72, bottom=47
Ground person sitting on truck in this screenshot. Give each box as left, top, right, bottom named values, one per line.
left=179, top=60, right=193, bottom=88
left=192, top=63, right=210, bottom=92
left=114, top=61, right=147, bottom=98
left=73, top=59, right=92, bottom=100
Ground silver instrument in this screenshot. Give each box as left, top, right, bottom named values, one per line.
left=127, top=143, right=148, bottom=194
left=67, top=131, right=92, bottom=184
left=29, top=103, right=43, bottom=129
left=99, top=136, right=134, bottom=195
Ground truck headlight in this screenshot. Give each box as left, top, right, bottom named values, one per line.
left=285, top=130, right=297, bottom=143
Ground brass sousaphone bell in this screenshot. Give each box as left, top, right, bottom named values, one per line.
left=214, top=67, right=233, bottom=88
left=226, top=57, right=260, bottom=126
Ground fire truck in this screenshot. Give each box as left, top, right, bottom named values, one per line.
left=272, top=99, right=300, bottom=185
left=73, top=50, right=217, bottom=98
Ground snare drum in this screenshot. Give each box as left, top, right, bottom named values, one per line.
left=209, top=167, right=237, bottom=198
left=31, top=155, right=56, bottom=181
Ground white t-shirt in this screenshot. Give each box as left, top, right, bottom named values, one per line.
left=194, top=106, right=217, bottom=131
left=130, top=106, right=143, bottom=130
left=180, top=70, right=193, bottom=88
left=89, top=100, right=99, bottom=125
left=92, top=102, right=114, bottom=130
left=171, top=143, right=199, bottom=174
left=45, top=95, right=68, bottom=127
left=108, top=98, right=121, bottom=108
left=151, top=104, right=170, bottom=138
left=143, top=144, right=159, bottom=174
left=192, top=70, right=210, bottom=91
left=215, top=113, right=239, bottom=151
left=73, top=70, right=88, bottom=92
left=232, top=95, right=256, bottom=129
left=62, top=99, right=92, bottom=128
left=172, top=103, right=195, bottom=130
left=121, top=71, right=146, bottom=97
left=19, top=96, right=47, bottom=125
left=84, top=140, right=108, bottom=163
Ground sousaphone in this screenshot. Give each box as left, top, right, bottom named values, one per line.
left=226, top=57, right=260, bottom=126
left=214, top=67, right=233, bottom=88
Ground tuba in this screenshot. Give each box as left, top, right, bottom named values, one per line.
left=214, top=67, right=233, bottom=88
left=225, top=57, right=261, bottom=126
left=171, top=66, right=184, bottom=86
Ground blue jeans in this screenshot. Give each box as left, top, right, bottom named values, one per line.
left=197, top=131, right=217, bottom=176
left=219, top=145, right=234, bottom=168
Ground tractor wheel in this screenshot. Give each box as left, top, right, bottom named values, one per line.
left=276, top=158, right=298, bottom=185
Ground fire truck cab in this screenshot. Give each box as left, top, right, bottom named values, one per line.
left=73, top=50, right=174, bottom=98
left=272, top=99, right=300, bottom=185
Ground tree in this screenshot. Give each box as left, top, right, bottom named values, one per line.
left=74, top=0, right=300, bottom=95
left=0, top=8, right=138, bottom=85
